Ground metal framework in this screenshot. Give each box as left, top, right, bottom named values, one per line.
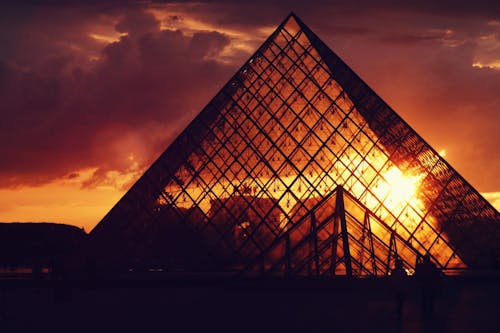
left=90, top=13, right=500, bottom=275
left=245, top=186, right=422, bottom=277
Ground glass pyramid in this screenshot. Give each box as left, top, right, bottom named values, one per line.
left=90, top=13, right=500, bottom=276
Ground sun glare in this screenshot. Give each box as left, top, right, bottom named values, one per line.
left=381, top=167, right=421, bottom=207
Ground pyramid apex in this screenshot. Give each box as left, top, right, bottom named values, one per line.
left=280, top=12, right=302, bottom=35
left=285, top=12, right=306, bottom=25
left=284, top=11, right=300, bottom=22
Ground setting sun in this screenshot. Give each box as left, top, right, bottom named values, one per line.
left=380, top=167, right=421, bottom=208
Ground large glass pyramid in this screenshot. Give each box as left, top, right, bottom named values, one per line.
left=90, top=13, right=500, bottom=276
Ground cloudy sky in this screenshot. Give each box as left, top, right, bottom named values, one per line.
left=0, top=0, right=499, bottom=231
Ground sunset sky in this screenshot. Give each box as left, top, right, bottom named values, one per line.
left=0, top=1, right=499, bottom=232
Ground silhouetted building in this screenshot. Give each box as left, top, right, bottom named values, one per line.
left=89, top=13, right=500, bottom=275
left=0, top=223, right=86, bottom=275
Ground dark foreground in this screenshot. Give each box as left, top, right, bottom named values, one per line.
left=1, top=275, right=499, bottom=333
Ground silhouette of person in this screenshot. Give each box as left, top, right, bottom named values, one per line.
left=415, top=254, right=441, bottom=325
left=392, top=258, right=407, bottom=278
left=391, top=258, right=408, bottom=333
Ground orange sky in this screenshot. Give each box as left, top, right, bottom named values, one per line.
left=0, top=2, right=498, bottom=231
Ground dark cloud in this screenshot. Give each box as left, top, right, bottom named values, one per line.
left=377, top=33, right=445, bottom=45
left=0, top=7, right=234, bottom=188
left=115, top=10, right=160, bottom=37
left=150, top=0, right=500, bottom=28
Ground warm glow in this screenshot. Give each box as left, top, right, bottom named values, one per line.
left=482, top=192, right=500, bottom=211
left=0, top=182, right=124, bottom=232
left=0, top=167, right=142, bottom=231
left=379, top=167, right=421, bottom=209
left=472, top=61, right=500, bottom=69
left=89, top=33, right=124, bottom=44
